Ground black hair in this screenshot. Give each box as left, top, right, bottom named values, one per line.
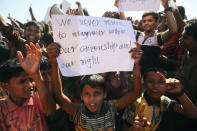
left=103, top=11, right=120, bottom=19
left=40, top=33, right=54, bottom=47
left=39, top=21, right=50, bottom=34
left=0, top=40, right=10, bottom=65
left=24, top=21, right=43, bottom=32
left=143, top=67, right=168, bottom=80
left=112, top=12, right=120, bottom=19
left=178, top=6, right=186, bottom=20
left=142, top=11, right=159, bottom=22
left=0, top=58, right=24, bottom=82
left=40, top=56, right=51, bottom=70
left=80, top=74, right=105, bottom=93
left=185, top=19, right=197, bottom=41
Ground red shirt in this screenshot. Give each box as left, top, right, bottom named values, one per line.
left=161, top=22, right=186, bottom=70
left=0, top=93, right=48, bottom=131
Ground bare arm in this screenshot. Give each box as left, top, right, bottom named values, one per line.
left=0, top=15, right=11, bottom=34
left=7, top=14, right=24, bottom=33
left=29, top=6, right=37, bottom=21
left=115, top=42, right=142, bottom=111
left=17, top=43, right=56, bottom=116
left=174, top=93, right=197, bottom=119
left=76, top=1, right=84, bottom=16
left=157, top=14, right=167, bottom=32
left=170, top=0, right=184, bottom=30
left=0, top=15, right=26, bottom=47
left=157, top=72, right=197, bottom=119
left=115, top=0, right=127, bottom=20
left=160, top=0, right=177, bottom=42
left=47, top=43, right=78, bottom=117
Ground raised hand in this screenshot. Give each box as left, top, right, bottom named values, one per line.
left=29, top=6, right=33, bottom=13
left=157, top=72, right=182, bottom=94
left=76, top=1, right=81, bottom=8
left=46, top=43, right=61, bottom=65
left=17, top=42, right=42, bottom=75
left=132, top=103, right=151, bottom=131
left=161, top=0, right=169, bottom=8
left=129, top=42, right=142, bottom=64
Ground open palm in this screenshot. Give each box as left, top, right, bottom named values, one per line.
left=17, top=43, right=42, bottom=75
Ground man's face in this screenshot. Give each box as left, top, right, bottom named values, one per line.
left=7, top=72, right=35, bottom=105
left=24, top=25, right=42, bottom=43
left=144, top=72, right=167, bottom=102
left=81, top=85, right=106, bottom=113
left=179, top=30, right=197, bottom=50
left=142, top=15, right=157, bottom=33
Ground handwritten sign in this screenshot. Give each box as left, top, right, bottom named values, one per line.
left=119, top=0, right=160, bottom=11
left=51, top=15, right=136, bottom=76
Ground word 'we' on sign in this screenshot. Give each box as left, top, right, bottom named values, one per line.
left=52, top=15, right=136, bottom=76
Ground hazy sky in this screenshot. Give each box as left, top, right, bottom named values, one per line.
left=0, top=0, right=196, bottom=23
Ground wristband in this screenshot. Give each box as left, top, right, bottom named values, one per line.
left=164, top=7, right=172, bottom=13
left=174, top=89, right=184, bottom=97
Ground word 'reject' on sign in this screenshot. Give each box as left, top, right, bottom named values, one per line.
left=119, top=0, right=160, bottom=11
left=52, top=15, right=136, bottom=76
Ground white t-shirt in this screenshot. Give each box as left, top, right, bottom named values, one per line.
left=135, top=31, right=163, bottom=47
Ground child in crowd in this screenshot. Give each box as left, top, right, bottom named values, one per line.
left=46, top=42, right=142, bottom=130
left=0, top=15, right=48, bottom=56
left=121, top=67, right=197, bottom=131
left=0, top=43, right=55, bottom=130
left=39, top=56, right=76, bottom=131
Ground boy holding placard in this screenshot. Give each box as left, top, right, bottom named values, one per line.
left=46, top=42, right=143, bottom=130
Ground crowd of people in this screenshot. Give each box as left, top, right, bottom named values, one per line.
left=0, top=0, right=197, bottom=130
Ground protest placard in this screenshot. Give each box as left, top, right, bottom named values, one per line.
left=119, top=0, right=160, bottom=11
left=52, top=15, right=136, bottom=76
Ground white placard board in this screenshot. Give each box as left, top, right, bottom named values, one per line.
left=119, top=0, right=160, bottom=11
left=52, top=15, right=136, bottom=76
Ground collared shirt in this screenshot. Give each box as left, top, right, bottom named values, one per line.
left=136, top=32, right=163, bottom=47
left=0, top=93, right=48, bottom=131
left=143, top=92, right=161, bottom=106
left=122, top=93, right=177, bottom=131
